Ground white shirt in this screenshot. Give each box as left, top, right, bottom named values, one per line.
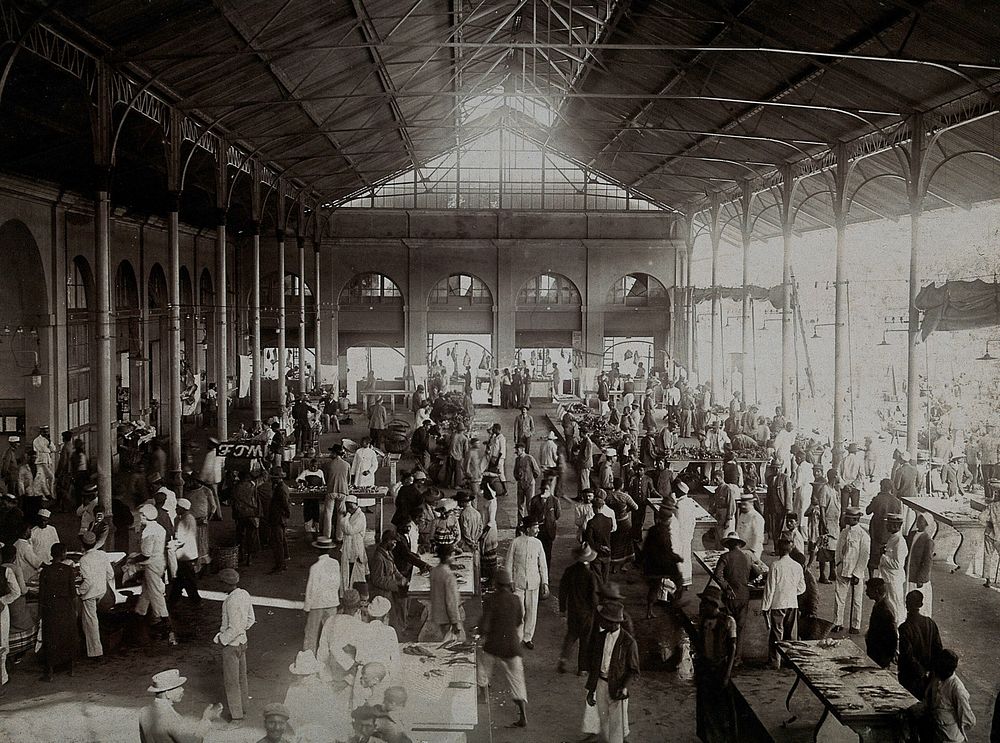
left=304, top=555, right=342, bottom=611
left=217, top=587, right=256, bottom=646
left=174, top=513, right=199, bottom=562
left=835, top=524, right=871, bottom=579
left=538, top=440, right=558, bottom=469
left=355, top=620, right=401, bottom=682
left=140, top=520, right=167, bottom=572
left=666, top=387, right=681, bottom=405
left=504, top=534, right=548, bottom=590
left=761, top=555, right=805, bottom=611
left=774, top=429, right=794, bottom=457
left=1, top=565, right=22, bottom=612
left=32, top=435, right=55, bottom=466
left=297, top=468, right=327, bottom=485
left=13, top=539, right=41, bottom=582
left=600, top=628, right=621, bottom=675
left=199, top=449, right=224, bottom=485
left=156, top=486, right=177, bottom=524
left=29, top=524, right=59, bottom=566
left=736, top=508, right=765, bottom=560
left=351, top=448, right=379, bottom=487
left=78, top=548, right=114, bottom=601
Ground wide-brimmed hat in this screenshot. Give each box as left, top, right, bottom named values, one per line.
left=899, top=451, right=912, bottom=462
left=573, top=544, right=598, bottom=563
left=263, top=703, right=291, bottom=720
left=208, top=437, right=220, bottom=447
left=343, top=494, right=359, bottom=505
left=436, top=498, right=458, bottom=512
left=288, top=650, right=321, bottom=676
left=738, top=493, right=756, bottom=502
left=312, top=536, right=335, bottom=550
left=916, top=451, right=929, bottom=462
left=599, top=582, right=624, bottom=601
left=659, top=496, right=678, bottom=514
left=720, top=530, right=746, bottom=548
left=495, top=567, right=513, bottom=586
left=698, top=585, right=726, bottom=608
left=950, top=454, right=966, bottom=462
left=520, top=516, right=539, bottom=530
left=604, top=448, right=617, bottom=457
left=6, top=436, right=18, bottom=443
left=546, top=431, right=557, bottom=440
left=147, top=669, right=187, bottom=693
left=597, top=603, right=625, bottom=623
left=218, top=568, right=241, bottom=586
left=367, top=595, right=391, bottom=618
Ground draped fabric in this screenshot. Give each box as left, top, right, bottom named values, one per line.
left=914, top=280, right=1000, bottom=340
left=690, top=285, right=788, bottom=310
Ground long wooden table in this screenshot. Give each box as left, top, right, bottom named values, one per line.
left=900, top=495, right=985, bottom=577
left=695, top=549, right=769, bottom=663
left=400, top=641, right=478, bottom=740
left=776, top=639, right=916, bottom=743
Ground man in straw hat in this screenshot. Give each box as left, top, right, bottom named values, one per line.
left=878, top=512, right=908, bottom=626
left=714, top=530, right=763, bottom=664
left=139, top=669, right=222, bottom=742
left=477, top=566, right=529, bottom=728
left=513, top=440, right=541, bottom=521
left=77, top=529, right=114, bottom=658
left=284, top=649, right=343, bottom=737
left=303, top=537, right=341, bottom=653
left=582, top=601, right=639, bottom=743
left=832, top=506, right=870, bottom=634
left=688, top=585, right=737, bottom=743
left=558, top=543, right=600, bottom=675
left=505, top=517, right=548, bottom=650
left=214, top=568, right=256, bottom=721
left=736, top=492, right=765, bottom=561
left=865, top=478, right=902, bottom=575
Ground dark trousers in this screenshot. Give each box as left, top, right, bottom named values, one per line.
left=559, top=618, right=593, bottom=672
left=593, top=557, right=610, bottom=585
left=539, top=532, right=554, bottom=568
left=695, top=661, right=736, bottom=743
left=168, top=559, right=201, bottom=604
left=765, top=607, right=798, bottom=667
left=726, top=598, right=749, bottom=661
left=271, top=522, right=288, bottom=570
left=370, top=428, right=383, bottom=448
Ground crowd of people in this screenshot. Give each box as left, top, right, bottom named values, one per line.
left=1, top=367, right=999, bottom=743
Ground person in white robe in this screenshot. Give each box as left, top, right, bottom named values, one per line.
left=351, top=440, right=380, bottom=487
left=735, top=494, right=766, bottom=560
left=339, top=496, right=369, bottom=591
left=670, top=482, right=697, bottom=587
left=878, top=513, right=908, bottom=626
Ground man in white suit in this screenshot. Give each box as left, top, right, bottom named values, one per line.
left=504, top=517, right=548, bottom=649
left=832, top=506, right=870, bottom=633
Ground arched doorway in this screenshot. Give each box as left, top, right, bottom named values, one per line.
left=199, top=268, right=214, bottom=392
left=259, top=271, right=314, bottom=400
left=604, top=272, right=671, bottom=389
left=427, top=273, right=494, bottom=403
left=515, top=272, right=582, bottom=396
left=114, top=260, right=141, bottom=422
left=0, top=220, right=49, bottom=439
left=339, top=272, right=405, bottom=403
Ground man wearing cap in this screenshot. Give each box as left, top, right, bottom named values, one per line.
left=133, top=503, right=173, bottom=641
left=368, top=395, right=388, bottom=450
left=736, top=493, right=765, bottom=561
left=256, top=703, right=293, bottom=743
left=477, top=566, right=528, bottom=728
left=78, top=530, right=114, bottom=658
left=303, top=539, right=341, bottom=653
left=907, top=513, right=935, bottom=616
left=641, top=501, right=681, bottom=620
left=169, top=497, right=201, bottom=607
left=891, top=450, right=921, bottom=500
left=559, top=544, right=601, bottom=675
left=487, top=423, right=507, bottom=479
left=832, top=506, right=870, bottom=633
left=897, top=590, right=942, bottom=699
left=32, top=425, right=56, bottom=494
left=505, top=517, right=548, bottom=649
left=76, top=483, right=99, bottom=535
left=341, top=494, right=369, bottom=592
left=714, top=530, right=762, bottom=663
left=214, top=568, right=255, bottom=721
left=689, top=585, right=737, bottom=742
left=670, top=480, right=698, bottom=590
left=878, top=512, right=908, bottom=626
left=29, top=508, right=59, bottom=568
left=139, top=669, right=223, bottom=743
left=583, top=601, right=639, bottom=743
left=513, top=441, right=541, bottom=520
left=761, top=537, right=805, bottom=669
left=358, top=595, right=401, bottom=685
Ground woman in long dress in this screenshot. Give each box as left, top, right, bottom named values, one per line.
left=38, top=542, right=76, bottom=680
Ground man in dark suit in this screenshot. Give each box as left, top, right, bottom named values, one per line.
left=558, top=544, right=601, bottom=675
left=583, top=493, right=614, bottom=584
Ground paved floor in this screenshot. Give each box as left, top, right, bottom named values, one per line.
left=1, top=400, right=998, bottom=742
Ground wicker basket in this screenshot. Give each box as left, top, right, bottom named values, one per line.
left=211, top=546, right=239, bottom=572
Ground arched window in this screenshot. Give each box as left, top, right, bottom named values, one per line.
left=284, top=274, right=312, bottom=298
left=148, top=264, right=167, bottom=310
left=114, top=261, right=139, bottom=311
left=341, top=273, right=402, bottom=305
left=517, top=273, right=581, bottom=305
left=607, top=273, right=669, bottom=306
left=180, top=267, right=193, bottom=307
left=199, top=269, right=214, bottom=305
left=67, top=256, right=90, bottom=311
left=429, top=273, right=492, bottom=306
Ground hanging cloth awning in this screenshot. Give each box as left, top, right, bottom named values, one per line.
left=913, top=280, right=1000, bottom=340
left=690, top=284, right=789, bottom=310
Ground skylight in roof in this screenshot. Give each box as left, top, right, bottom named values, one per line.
left=338, top=127, right=663, bottom=212
left=461, top=88, right=556, bottom=129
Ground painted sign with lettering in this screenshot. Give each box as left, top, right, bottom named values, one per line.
left=217, top=442, right=265, bottom=459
